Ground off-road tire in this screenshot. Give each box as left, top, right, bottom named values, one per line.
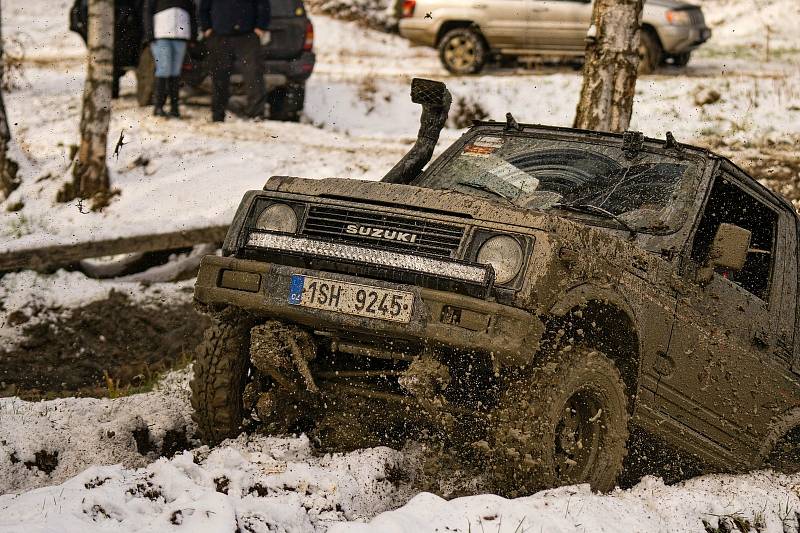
left=438, top=27, right=488, bottom=75
left=489, top=346, right=629, bottom=496
left=190, top=313, right=253, bottom=445
left=764, top=427, right=800, bottom=473
left=638, top=29, right=662, bottom=75
left=136, top=47, right=155, bottom=107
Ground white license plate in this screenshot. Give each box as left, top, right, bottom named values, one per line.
left=288, top=275, right=414, bottom=323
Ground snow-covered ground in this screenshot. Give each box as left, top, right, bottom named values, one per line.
left=3, top=0, right=800, bottom=531
left=3, top=367, right=800, bottom=533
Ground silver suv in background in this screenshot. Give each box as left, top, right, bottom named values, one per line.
left=399, top=0, right=711, bottom=74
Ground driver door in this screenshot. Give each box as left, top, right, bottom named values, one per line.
left=657, top=168, right=795, bottom=466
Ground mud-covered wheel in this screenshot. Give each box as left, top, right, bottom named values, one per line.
left=638, top=29, right=662, bottom=75
left=190, top=312, right=253, bottom=445
left=489, top=346, right=629, bottom=495
left=438, top=27, right=488, bottom=75
left=764, top=427, right=800, bottom=473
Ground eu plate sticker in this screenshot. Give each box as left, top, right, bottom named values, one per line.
left=288, top=275, right=305, bottom=305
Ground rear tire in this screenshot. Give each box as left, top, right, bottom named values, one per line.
left=269, top=83, right=305, bottom=122
left=136, top=47, right=155, bottom=107
left=489, top=346, right=629, bottom=496
left=638, top=29, right=662, bottom=75
left=438, top=27, right=488, bottom=75
left=190, top=312, right=254, bottom=445
left=765, top=427, right=800, bottom=473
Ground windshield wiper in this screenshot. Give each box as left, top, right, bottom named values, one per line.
left=456, top=181, right=514, bottom=204
left=551, top=203, right=637, bottom=237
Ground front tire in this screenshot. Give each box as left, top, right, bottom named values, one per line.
left=638, top=29, right=662, bottom=75
left=190, top=312, right=254, bottom=445
left=489, top=346, right=629, bottom=496
left=670, top=52, right=691, bottom=67
left=438, top=27, right=488, bottom=75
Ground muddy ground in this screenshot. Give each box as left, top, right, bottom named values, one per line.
left=0, top=291, right=210, bottom=400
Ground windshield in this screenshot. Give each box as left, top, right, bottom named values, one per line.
left=416, top=133, right=703, bottom=233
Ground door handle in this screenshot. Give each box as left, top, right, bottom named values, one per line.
left=531, top=7, right=548, bottom=12
left=473, top=3, right=488, bottom=8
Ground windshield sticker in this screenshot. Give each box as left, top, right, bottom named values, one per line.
left=474, top=136, right=504, bottom=148
left=462, top=136, right=504, bottom=157
left=463, top=144, right=496, bottom=157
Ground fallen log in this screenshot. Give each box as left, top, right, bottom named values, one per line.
left=0, top=225, right=229, bottom=273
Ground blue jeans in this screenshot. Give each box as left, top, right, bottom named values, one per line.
left=150, top=39, right=187, bottom=78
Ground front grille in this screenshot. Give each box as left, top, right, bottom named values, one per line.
left=688, top=8, right=705, bottom=25
left=301, top=205, right=465, bottom=258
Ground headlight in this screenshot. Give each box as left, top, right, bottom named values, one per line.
left=477, top=235, right=523, bottom=284
left=255, top=203, right=298, bottom=233
left=665, top=10, right=691, bottom=25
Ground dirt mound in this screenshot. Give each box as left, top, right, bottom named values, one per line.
left=0, top=290, right=210, bottom=399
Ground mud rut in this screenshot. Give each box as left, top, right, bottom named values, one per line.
left=0, top=290, right=210, bottom=399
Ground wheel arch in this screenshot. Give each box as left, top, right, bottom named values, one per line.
left=548, top=284, right=643, bottom=412
left=641, top=23, right=664, bottom=51
left=436, top=20, right=485, bottom=47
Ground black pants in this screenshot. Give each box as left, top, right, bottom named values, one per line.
left=207, top=33, right=266, bottom=120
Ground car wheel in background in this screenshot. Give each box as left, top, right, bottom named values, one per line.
left=269, top=83, right=305, bottom=122
left=438, top=27, right=488, bottom=75
left=638, top=29, right=662, bottom=75
left=670, top=52, right=692, bottom=67
left=136, top=47, right=155, bottom=107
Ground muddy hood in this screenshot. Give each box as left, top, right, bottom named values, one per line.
left=264, top=176, right=558, bottom=230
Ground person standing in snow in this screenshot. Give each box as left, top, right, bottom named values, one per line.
left=199, top=0, right=270, bottom=122
left=143, top=0, right=197, bottom=117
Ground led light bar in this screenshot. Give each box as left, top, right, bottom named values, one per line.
left=247, top=232, right=490, bottom=284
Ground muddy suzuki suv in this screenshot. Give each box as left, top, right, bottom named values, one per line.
left=191, top=79, right=800, bottom=494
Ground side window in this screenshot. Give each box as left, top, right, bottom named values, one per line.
left=690, top=174, right=777, bottom=300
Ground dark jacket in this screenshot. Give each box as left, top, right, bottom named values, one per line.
left=199, top=0, right=270, bottom=36
left=70, top=0, right=143, bottom=68
left=143, top=0, right=198, bottom=42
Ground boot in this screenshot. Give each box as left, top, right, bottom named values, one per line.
left=153, top=77, right=168, bottom=117
left=168, top=77, right=181, bottom=118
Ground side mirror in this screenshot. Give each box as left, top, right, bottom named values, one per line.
left=697, top=223, right=752, bottom=285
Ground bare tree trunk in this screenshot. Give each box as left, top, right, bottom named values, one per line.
left=573, top=0, right=644, bottom=133
left=0, top=0, right=20, bottom=202
left=60, top=0, right=114, bottom=208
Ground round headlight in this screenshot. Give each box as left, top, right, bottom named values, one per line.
left=477, top=235, right=523, bottom=284
left=256, top=203, right=298, bottom=233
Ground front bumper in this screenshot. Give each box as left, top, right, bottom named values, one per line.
left=195, top=255, right=543, bottom=366
left=659, top=25, right=712, bottom=54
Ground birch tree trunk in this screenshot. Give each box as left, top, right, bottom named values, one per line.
left=573, top=0, right=644, bottom=133
left=61, top=0, right=114, bottom=208
left=0, top=0, right=20, bottom=202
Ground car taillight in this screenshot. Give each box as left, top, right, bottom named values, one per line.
left=303, top=21, right=314, bottom=51
left=402, top=0, right=416, bottom=18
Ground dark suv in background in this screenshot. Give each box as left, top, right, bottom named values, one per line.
left=69, top=0, right=315, bottom=121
